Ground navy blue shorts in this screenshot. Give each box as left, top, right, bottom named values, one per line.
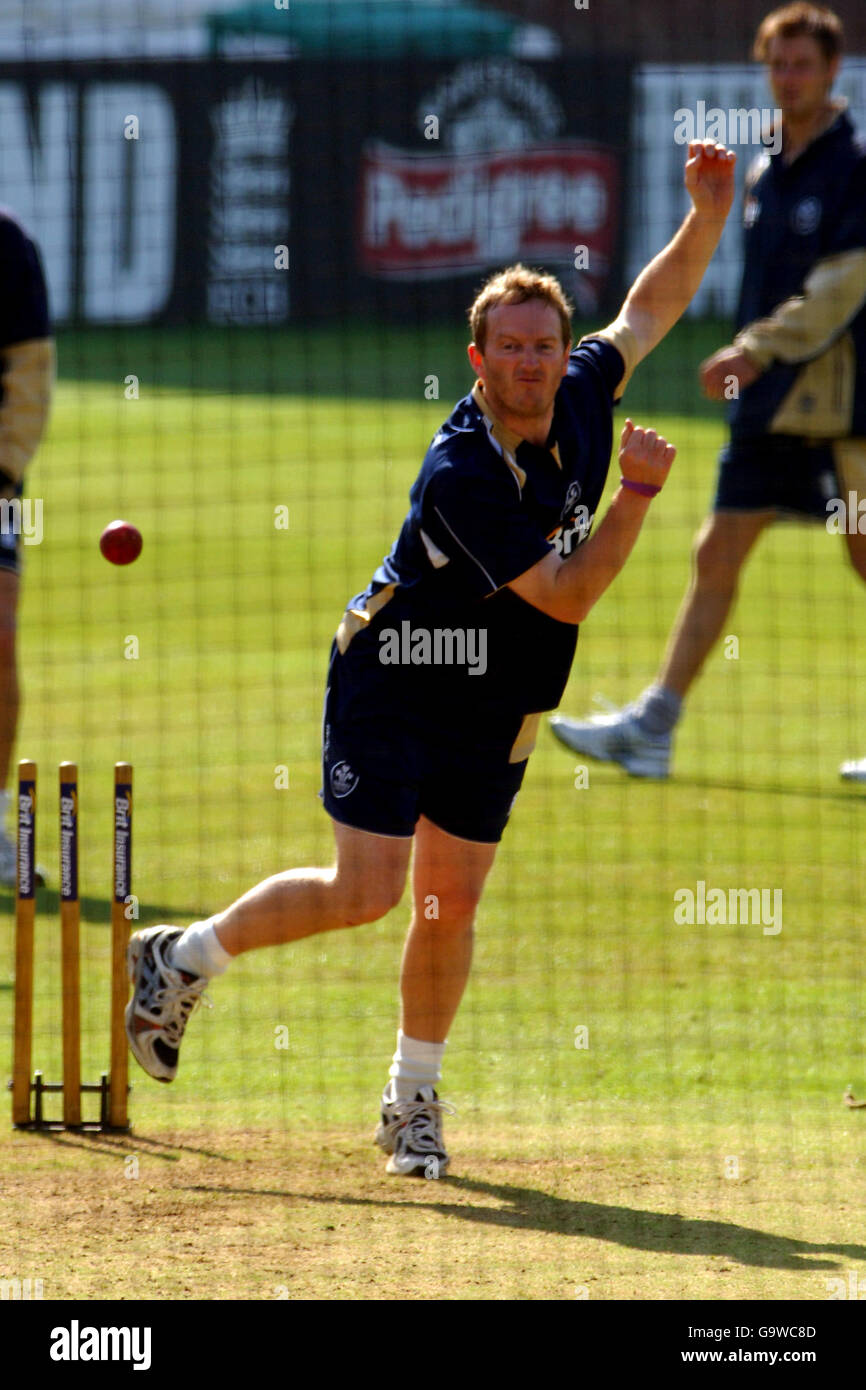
left=713, top=436, right=838, bottom=520
left=319, top=643, right=538, bottom=843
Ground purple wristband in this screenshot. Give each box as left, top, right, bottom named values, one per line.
left=620, top=477, right=661, bottom=498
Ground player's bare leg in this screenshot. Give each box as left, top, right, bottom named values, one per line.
left=0, top=571, right=22, bottom=885
left=126, top=821, right=412, bottom=1081
left=550, top=509, right=772, bottom=775
left=376, top=815, right=498, bottom=1174
left=0, top=570, right=20, bottom=786
left=839, top=521, right=866, bottom=780
left=657, top=508, right=773, bottom=696
left=839, top=523, right=866, bottom=585
left=400, top=815, right=497, bottom=1043
left=209, top=820, right=412, bottom=953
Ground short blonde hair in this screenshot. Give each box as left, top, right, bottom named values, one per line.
left=469, top=264, right=572, bottom=353
left=753, top=3, right=843, bottom=64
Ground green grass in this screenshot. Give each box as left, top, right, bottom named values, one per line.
left=2, top=323, right=866, bottom=1300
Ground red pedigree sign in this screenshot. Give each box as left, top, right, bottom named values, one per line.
left=359, top=142, right=619, bottom=286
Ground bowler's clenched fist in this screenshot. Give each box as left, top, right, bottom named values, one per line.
left=684, top=139, right=737, bottom=222
left=618, top=419, right=676, bottom=492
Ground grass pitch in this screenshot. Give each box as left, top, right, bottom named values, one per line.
left=2, top=321, right=866, bottom=1301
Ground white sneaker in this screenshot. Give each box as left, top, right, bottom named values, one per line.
left=0, top=827, right=47, bottom=888
left=549, top=704, right=671, bottom=778
left=374, top=1083, right=455, bottom=1177
left=126, top=926, right=211, bottom=1082
left=841, top=758, right=866, bottom=782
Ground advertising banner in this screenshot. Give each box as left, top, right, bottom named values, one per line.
left=0, top=56, right=632, bottom=324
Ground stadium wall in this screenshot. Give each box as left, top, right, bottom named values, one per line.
left=2, top=54, right=864, bottom=326
left=0, top=55, right=631, bottom=326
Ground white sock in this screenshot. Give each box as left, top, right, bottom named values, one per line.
left=388, top=1030, right=446, bottom=1101
left=170, top=917, right=233, bottom=978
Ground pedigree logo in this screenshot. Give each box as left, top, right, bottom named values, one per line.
left=357, top=60, right=619, bottom=305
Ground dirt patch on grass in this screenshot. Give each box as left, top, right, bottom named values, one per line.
left=2, top=1125, right=863, bottom=1300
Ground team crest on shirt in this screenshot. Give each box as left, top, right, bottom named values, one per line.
left=330, top=760, right=359, bottom=798
left=560, top=479, right=582, bottom=520
left=791, top=197, right=821, bottom=235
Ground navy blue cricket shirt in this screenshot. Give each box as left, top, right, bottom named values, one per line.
left=0, top=209, right=50, bottom=349
left=730, top=109, right=866, bottom=439
left=334, top=334, right=625, bottom=720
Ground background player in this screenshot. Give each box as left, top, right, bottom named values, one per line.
left=0, top=209, right=54, bottom=884
left=124, top=139, right=736, bottom=1176
left=550, top=3, right=866, bottom=780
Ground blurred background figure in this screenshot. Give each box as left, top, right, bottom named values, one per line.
left=0, top=208, right=54, bottom=884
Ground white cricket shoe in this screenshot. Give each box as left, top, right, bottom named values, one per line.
left=549, top=704, right=671, bottom=778
left=841, top=758, right=866, bottom=783
left=0, top=827, right=47, bottom=888
left=126, top=925, right=211, bottom=1082
left=375, top=1083, right=455, bottom=1177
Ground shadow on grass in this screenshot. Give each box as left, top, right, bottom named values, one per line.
left=19, top=1130, right=235, bottom=1163
left=0, top=888, right=208, bottom=930
left=546, top=759, right=866, bottom=806
left=441, top=1176, right=865, bottom=1270
left=662, top=773, right=866, bottom=805
left=182, top=1176, right=866, bottom=1271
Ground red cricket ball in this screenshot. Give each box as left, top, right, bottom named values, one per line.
left=99, top=520, right=143, bottom=566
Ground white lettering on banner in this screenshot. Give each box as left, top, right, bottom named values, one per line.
left=418, top=60, right=562, bottom=146
left=0, top=81, right=175, bottom=323
left=0, top=83, right=75, bottom=319
left=211, top=204, right=285, bottom=240
left=359, top=144, right=617, bottom=300
left=207, top=80, right=293, bottom=325
left=212, top=165, right=290, bottom=199
left=83, top=84, right=176, bottom=321
left=629, top=62, right=866, bottom=317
